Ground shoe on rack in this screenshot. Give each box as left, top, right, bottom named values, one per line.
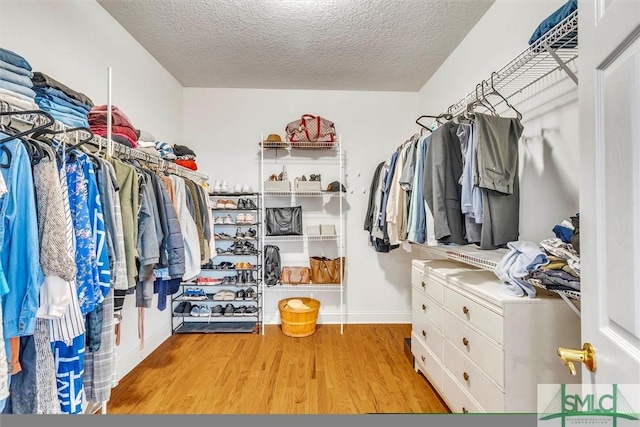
left=245, top=271, right=255, bottom=284
left=246, top=228, right=257, bottom=238
left=213, top=180, right=222, bottom=193
left=233, top=243, right=244, bottom=256
left=242, top=184, right=252, bottom=193
left=225, top=200, right=237, bottom=209
left=243, top=213, right=254, bottom=224
left=234, top=305, right=247, bottom=316
left=212, top=305, right=223, bottom=317
left=200, top=305, right=212, bottom=317
left=174, top=301, right=186, bottom=315
left=221, top=180, right=230, bottom=193
left=215, top=199, right=227, bottom=209
left=224, top=303, right=235, bottom=317
left=223, top=214, right=234, bottom=225
left=245, top=198, right=258, bottom=210
left=217, top=233, right=232, bottom=240
left=245, top=288, right=256, bottom=300
left=245, top=306, right=258, bottom=317
left=236, top=213, right=246, bottom=224
left=214, top=216, right=224, bottom=225
left=235, top=227, right=246, bottom=239
left=190, top=305, right=202, bottom=316
left=234, top=184, right=243, bottom=193
left=237, top=198, right=247, bottom=209
left=213, top=291, right=225, bottom=301
left=235, top=289, right=245, bottom=300
left=223, top=290, right=235, bottom=301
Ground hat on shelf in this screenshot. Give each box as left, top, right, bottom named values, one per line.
left=326, top=181, right=346, bottom=192
left=262, top=133, right=287, bottom=148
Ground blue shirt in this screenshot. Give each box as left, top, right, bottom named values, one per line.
left=0, top=134, right=44, bottom=338
left=407, top=135, right=429, bottom=244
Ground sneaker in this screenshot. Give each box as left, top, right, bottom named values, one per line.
left=215, top=199, right=227, bottom=209
left=235, top=289, right=245, bottom=300
left=223, top=214, right=234, bottom=224
left=234, top=184, right=243, bottom=193
left=237, top=198, right=247, bottom=209
left=225, top=200, right=237, bottom=209
left=246, top=228, right=257, bottom=238
left=213, top=180, right=222, bottom=193
left=190, top=305, right=202, bottom=316
left=173, top=301, right=186, bottom=315
left=214, top=216, right=224, bottom=224
left=200, top=305, right=212, bottom=317
left=224, top=303, right=235, bottom=317
left=245, top=306, right=258, bottom=316
left=246, top=198, right=258, bottom=210
left=234, top=305, right=247, bottom=316
left=221, top=180, right=230, bottom=193
left=212, top=305, right=223, bottom=317
left=244, top=213, right=255, bottom=224
left=245, top=288, right=256, bottom=300
left=236, top=213, right=246, bottom=224
left=241, top=184, right=252, bottom=193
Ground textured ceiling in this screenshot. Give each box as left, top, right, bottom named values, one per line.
left=97, top=0, right=494, bottom=91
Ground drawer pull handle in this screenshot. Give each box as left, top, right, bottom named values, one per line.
left=421, top=355, right=426, bottom=362
left=462, top=337, right=469, bottom=346
left=463, top=372, right=469, bottom=381
left=422, top=304, right=427, bottom=311
left=462, top=407, right=469, bottom=414
left=421, top=281, right=426, bottom=288
left=422, top=330, right=427, bottom=338
left=462, top=306, right=469, bottom=315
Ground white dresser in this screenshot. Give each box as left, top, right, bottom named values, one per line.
left=411, top=259, right=581, bottom=413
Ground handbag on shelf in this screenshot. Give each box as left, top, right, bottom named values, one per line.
left=280, top=266, right=311, bottom=285
left=285, top=114, right=336, bottom=145
left=309, top=256, right=345, bottom=284
left=265, top=206, right=303, bottom=236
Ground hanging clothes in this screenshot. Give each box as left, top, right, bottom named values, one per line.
left=407, top=134, right=429, bottom=244
left=171, top=175, right=201, bottom=281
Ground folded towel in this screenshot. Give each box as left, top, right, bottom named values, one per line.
left=0, top=67, right=33, bottom=88
left=0, top=92, right=39, bottom=111
left=137, top=129, right=155, bottom=143
left=88, top=105, right=135, bottom=129
left=33, top=87, right=91, bottom=114
left=137, top=141, right=156, bottom=148
left=155, top=141, right=176, bottom=160
left=137, top=146, right=161, bottom=158
left=173, top=144, right=196, bottom=157
left=31, top=72, right=94, bottom=107
left=46, top=110, right=89, bottom=129
left=90, top=125, right=138, bottom=144
left=0, top=59, right=33, bottom=78
left=35, top=97, right=88, bottom=121
left=0, top=79, right=35, bottom=99
left=0, top=47, right=32, bottom=72
left=175, top=159, right=198, bottom=171
left=0, top=87, right=35, bottom=103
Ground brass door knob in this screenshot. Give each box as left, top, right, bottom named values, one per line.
left=462, top=337, right=469, bottom=346
left=557, top=343, right=597, bottom=376
left=463, top=372, right=469, bottom=381
left=463, top=306, right=469, bottom=315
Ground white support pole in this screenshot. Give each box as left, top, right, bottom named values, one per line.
left=106, top=67, right=113, bottom=157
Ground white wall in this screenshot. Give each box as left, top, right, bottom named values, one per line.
left=0, top=0, right=184, bottom=380
left=417, top=0, right=580, bottom=245
left=183, top=88, right=419, bottom=324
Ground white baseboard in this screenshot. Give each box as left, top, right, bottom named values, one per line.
left=262, top=311, right=411, bottom=325
left=114, top=322, right=171, bottom=382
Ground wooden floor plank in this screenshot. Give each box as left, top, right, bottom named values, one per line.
left=107, top=324, right=450, bottom=414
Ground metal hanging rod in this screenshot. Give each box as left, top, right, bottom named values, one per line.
left=0, top=101, right=209, bottom=183
left=443, top=9, right=579, bottom=120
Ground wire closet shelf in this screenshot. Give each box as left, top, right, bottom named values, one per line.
left=0, top=102, right=209, bottom=183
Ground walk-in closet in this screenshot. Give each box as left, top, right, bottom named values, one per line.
left=0, top=0, right=638, bottom=423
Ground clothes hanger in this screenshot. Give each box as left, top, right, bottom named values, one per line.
left=32, top=126, right=95, bottom=150
left=0, top=108, right=56, bottom=167
left=485, top=72, right=523, bottom=120
left=416, top=113, right=454, bottom=133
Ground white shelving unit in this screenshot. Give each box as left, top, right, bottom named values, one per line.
left=259, top=135, right=346, bottom=334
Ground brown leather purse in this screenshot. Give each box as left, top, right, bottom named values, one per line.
left=309, top=256, right=345, bottom=284
left=280, top=266, right=311, bottom=285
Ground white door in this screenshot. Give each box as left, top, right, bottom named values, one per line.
left=579, top=0, right=640, bottom=386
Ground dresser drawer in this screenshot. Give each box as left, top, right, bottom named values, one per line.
left=443, top=312, right=505, bottom=387
left=412, top=267, right=444, bottom=304
left=412, top=311, right=444, bottom=361
left=412, top=287, right=444, bottom=332
left=443, top=287, right=504, bottom=345
left=411, top=331, right=443, bottom=393
left=444, top=339, right=505, bottom=412
left=442, top=368, right=484, bottom=413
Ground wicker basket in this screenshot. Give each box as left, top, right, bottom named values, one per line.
left=278, top=297, right=321, bottom=337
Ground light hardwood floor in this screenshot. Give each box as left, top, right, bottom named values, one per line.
left=107, top=324, right=450, bottom=414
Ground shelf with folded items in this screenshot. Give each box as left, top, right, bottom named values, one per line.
left=174, top=321, right=260, bottom=333
left=209, top=192, right=259, bottom=197
left=264, top=234, right=340, bottom=242
left=262, top=191, right=344, bottom=198
left=174, top=294, right=261, bottom=303
left=524, top=278, right=581, bottom=301
left=213, top=222, right=261, bottom=226
left=265, top=284, right=343, bottom=292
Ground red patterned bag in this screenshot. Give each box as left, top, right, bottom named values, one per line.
left=285, top=114, right=336, bottom=145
